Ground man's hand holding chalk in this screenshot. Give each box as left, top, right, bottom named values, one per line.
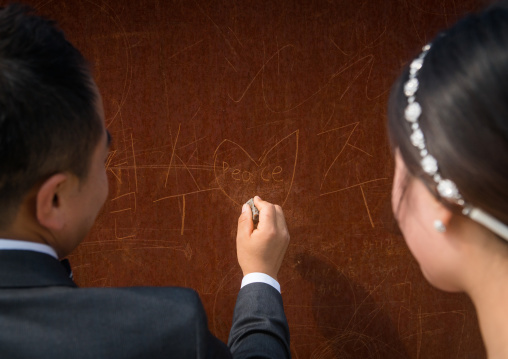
left=236, top=196, right=290, bottom=281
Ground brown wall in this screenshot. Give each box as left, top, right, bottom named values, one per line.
left=12, top=0, right=490, bottom=357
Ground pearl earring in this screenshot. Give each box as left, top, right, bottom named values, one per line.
left=434, top=220, right=446, bottom=233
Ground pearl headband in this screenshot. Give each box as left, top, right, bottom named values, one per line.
left=404, top=43, right=508, bottom=241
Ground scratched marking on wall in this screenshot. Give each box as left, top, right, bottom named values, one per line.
left=213, top=130, right=299, bottom=206
left=107, top=121, right=138, bottom=240
left=318, top=122, right=387, bottom=228
left=151, top=128, right=299, bottom=234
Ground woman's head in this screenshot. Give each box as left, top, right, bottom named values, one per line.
left=388, top=2, right=508, bottom=290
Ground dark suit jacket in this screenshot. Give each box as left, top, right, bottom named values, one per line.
left=0, top=250, right=290, bottom=358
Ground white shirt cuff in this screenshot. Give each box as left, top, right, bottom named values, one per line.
left=241, top=272, right=281, bottom=293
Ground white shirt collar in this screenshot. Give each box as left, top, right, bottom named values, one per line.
left=0, top=239, right=58, bottom=259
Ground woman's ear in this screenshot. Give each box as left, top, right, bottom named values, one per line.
left=35, top=173, right=69, bottom=231
left=437, top=205, right=454, bottom=228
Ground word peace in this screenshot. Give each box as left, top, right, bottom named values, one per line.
left=222, top=161, right=283, bottom=183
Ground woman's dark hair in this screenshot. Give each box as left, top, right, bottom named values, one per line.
left=0, top=4, right=103, bottom=227
left=388, top=1, right=508, bottom=227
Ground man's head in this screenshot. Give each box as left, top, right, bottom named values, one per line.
left=0, top=4, right=108, bottom=256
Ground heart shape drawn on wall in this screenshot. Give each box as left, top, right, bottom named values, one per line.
left=213, top=130, right=299, bottom=207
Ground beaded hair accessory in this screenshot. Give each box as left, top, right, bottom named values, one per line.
left=404, top=43, right=508, bottom=241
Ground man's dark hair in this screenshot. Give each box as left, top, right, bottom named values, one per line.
left=0, top=4, right=103, bottom=227
left=388, top=2, right=508, bottom=232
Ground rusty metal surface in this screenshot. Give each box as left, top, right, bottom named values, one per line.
left=10, top=0, right=489, bottom=357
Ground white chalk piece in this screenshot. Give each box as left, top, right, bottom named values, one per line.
left=246, top=198, right=259, bottom=223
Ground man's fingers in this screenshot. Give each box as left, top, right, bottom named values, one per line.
left=253, top=196, right=277, bottom=230
left=237, top=203, right=254, bottom=239
left=274, top=205, right=289, bottom=236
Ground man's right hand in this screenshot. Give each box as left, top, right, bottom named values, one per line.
left=236, top=196, right=290, bottom=281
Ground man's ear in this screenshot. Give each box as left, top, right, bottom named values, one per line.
left=35, top=173, right=69, bottom=231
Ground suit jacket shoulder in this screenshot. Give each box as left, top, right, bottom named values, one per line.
left=0, top=250, right=231, bottom=359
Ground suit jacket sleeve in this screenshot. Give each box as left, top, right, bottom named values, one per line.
left=227, top=282, right=291, bottom=358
